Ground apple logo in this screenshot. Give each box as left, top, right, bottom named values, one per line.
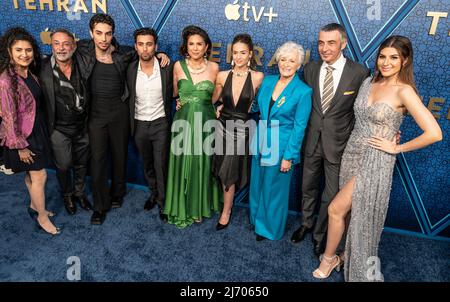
left=225, top=0, right=241, bottom=21
left=40, top=28, right=52, bottom=45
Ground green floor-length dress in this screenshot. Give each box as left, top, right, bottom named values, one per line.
left=163, top=60, right=221, bottom=228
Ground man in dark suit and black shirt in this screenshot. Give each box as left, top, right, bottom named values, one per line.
left=40, top=28, right=92, bottom=215
left=127, top=28, right=174, bottom=222
left=291, top=23, right=370, bottom=256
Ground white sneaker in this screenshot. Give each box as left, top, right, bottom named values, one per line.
left=0, top=164, right=14, bottom=175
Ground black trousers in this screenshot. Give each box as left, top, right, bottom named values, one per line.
left=50, top=129, right=89, bottom=197
left=89, top=100, right=130, bottom=211
left=134, top=117, right=169, bottom=208
left=301, top=138, right=345, bottom=253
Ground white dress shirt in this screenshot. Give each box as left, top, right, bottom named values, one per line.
left=319, top=53, right=347, bottom=99
left=135, top=60, right=165, bottom=121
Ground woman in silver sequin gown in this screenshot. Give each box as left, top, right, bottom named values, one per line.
left=312, top=36, right=442, bottom=281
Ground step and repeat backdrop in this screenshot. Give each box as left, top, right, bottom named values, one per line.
left=0, top=0, right=448, bottom=238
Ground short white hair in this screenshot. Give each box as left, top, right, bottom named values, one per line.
left=275, top=41, right=305, bottom=65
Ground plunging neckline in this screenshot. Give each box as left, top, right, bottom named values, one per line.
left=229, top=71, right=251, bottom=108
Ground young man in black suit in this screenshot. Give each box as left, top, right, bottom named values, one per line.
left=291, top=23, right=370, bottom=256
left=127, top=28, right=174, bottom=222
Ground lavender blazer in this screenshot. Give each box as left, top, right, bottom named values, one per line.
left=0, top=71, right=36, bottom=149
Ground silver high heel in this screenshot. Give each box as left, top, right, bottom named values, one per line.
left=312, top=255, right=341, bottom=279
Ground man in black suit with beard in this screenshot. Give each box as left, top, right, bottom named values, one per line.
left=40, top=28, right=92, bottom=214
left=291, top=23, right=370, bottom=256
left=127, top=28, right=174, bottom=222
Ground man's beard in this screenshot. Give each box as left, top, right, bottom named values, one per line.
left=140, top=53, right=154, bottom=61
left=55, top=50, right=75, bottom=62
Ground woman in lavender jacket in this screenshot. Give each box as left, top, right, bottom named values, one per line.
left=0, top=27, right=60, bottom=235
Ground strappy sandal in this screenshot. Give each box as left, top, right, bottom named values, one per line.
left=312, top=254, right=341, bottom=279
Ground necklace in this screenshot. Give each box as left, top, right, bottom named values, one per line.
left=186, top=58, right=208, bottom=75
left=232, top=68, right=249, bottom=77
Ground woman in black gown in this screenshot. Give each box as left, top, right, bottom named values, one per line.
left=212, top=34, right=264, bottom=230
left=0, top=27, right=60, bottom=235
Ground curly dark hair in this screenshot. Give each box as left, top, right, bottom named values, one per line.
left=179, top=25, right=212, bottom=59
left=0, top=27, right=41, bottom=75
left=89, top=13, right=115, bottom=33
left=0, top=27, right=41, bottom=106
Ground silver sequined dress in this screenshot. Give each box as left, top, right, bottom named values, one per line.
left=339, top=77, right=404, bottom=282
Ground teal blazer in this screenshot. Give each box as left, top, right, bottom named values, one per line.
left=251, top=74, right=312, bottom=166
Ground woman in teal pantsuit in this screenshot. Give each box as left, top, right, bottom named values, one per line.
left=249, top=42, right=312, bottom=241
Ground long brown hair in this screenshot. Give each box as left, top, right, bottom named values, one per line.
left=373, top=35, right=417, bottom=92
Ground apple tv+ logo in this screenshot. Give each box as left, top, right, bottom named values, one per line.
left=225, top=0, right=278, bottom=23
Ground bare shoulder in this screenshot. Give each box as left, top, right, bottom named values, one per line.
left=251, top=71, right=264, bottom=89
left=209, top=61, right=220, bottom=72
left=398, top=84, right=419, bottom=103
left=251, top=70, right=264, bottom=81
left=174, top=61, right=182, bottom=71
left=216, top=70, right=230, bottom=85
left=217, top=70, right=229, bottom=78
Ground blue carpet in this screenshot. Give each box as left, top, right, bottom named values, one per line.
left=0, top=171, right=449, bottom=282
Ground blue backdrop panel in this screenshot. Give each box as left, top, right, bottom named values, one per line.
left=0, top=0, right=448, bottom=239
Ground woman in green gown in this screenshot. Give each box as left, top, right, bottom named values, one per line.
left=163, top=25, right=221, bottom=228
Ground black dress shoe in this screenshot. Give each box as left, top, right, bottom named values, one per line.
left=35, top=219, right=62, bottom=236
left=91, top=211, right=107, bottom=225
left=216, top=209, right=232, bottom=231
left=256, top=234, right=267, bottom=241
left=144, top=195, right=157, bottom=211
left=111, top=197, right=123, bottom=209
left=216, top=221, right=229, bottom=231
left=290, top=225, right=311, bottom=243
left=64, top=196, right=77, bottom=215
left=27, top=207, right=56, bottom=219
left=27, top=207, right=38, bottom=220
left=74, top=195, right=93, bottom=211
left=313, top=240, right=324, bottom=257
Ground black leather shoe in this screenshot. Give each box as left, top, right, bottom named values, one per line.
left=74, top=195, right=93, bottom=211
left=91, top=211, right=107, bottom=225
left=111, top=197, right=123, bottom=209
left=290, top=225, right=311, bottom=243
left=144, top=195, right=157, bottom=211
left=64, top=196, right=77, bottom=215
left=256, top=234, right=267, bottom=241
left=313, top=240, right=324, bottom=257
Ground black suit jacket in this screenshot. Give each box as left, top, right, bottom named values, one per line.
left=303, top=58, right=370, bottom=164
left=126, top=58, right=174, bottom=136
left=76, top=39, right=135, bottom=104
left=39, top=56, right=89, bottom=133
